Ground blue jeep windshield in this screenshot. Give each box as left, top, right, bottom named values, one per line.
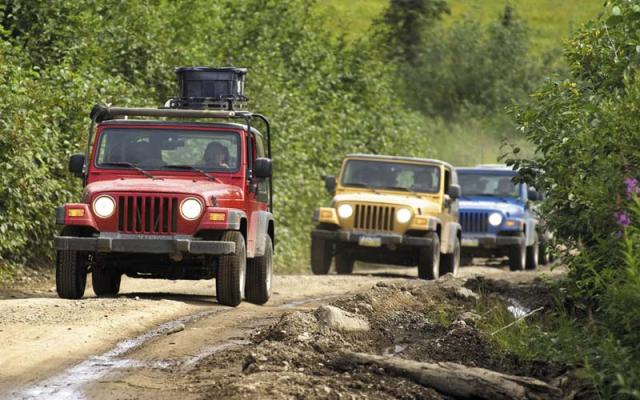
left=458, top=172, right=521, bottom=198
left=96, top=128, right=240, bottom=172
left=341, top=159, right=440, bottom=194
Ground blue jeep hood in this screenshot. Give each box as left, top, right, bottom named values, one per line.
left=459, top=196, right=524, bottom=217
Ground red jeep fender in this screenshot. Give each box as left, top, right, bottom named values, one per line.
left=247, top=211, right=274, bottom=258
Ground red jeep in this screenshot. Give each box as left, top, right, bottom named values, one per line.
left=54, top=67, right=274, bottom=307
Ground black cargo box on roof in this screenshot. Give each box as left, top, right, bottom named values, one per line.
left=172, top=67, right=248, bottom=110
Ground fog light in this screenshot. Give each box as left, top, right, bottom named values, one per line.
left=414, top=216, right=428, bottom=226
left=320, top=210, right=334, bottom=219
left=68, top=209, right=85, bottom=218
left=209, top=212, right=226, bottom=221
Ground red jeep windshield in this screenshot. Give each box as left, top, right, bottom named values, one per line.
left=95, top=128, right=241, bottom=172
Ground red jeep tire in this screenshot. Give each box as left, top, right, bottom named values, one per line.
left=56, top=250, right=88, bottom=299
left=245, top=236, right=273, bottom=305
left=216, top=231, right=246, bottom=307
left=92, top=266, right=121, bottom=297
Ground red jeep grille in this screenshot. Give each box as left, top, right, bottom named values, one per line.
left=117, top=195, right=179, bottom=234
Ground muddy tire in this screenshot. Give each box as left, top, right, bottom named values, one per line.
left=526, top=233, right=539, bottom=270
left=418, top=232, right=440, bottom=280
left=245, top=235, right=273, bottom=305
left=335, top=252, right=354, bottom=275
left=440, top=236, right=460, bottom=276
left=56, top=250, right=88, bottom=299
left=216, top=231, right=246, bottom=307
left=310, top=236, right=332, bottom=275
left=92, top=267, right=121, bottom=297
left=508, top=234, right=526, bottom=271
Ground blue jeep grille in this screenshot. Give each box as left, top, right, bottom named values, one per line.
left=460, top=211, right=489, bottom=233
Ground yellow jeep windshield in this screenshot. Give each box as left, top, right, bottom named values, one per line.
left=341, top=159, right=440, bottom=194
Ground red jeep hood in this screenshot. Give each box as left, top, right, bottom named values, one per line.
left=84, top=178, right=244, bottom=203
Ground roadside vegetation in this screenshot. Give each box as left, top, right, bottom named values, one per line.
left=1, top=0, right=638, bottom=396
left=499, top=1, right=640, bottom=397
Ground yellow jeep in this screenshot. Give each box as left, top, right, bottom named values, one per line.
left=310, top=154, right=462, bottom=279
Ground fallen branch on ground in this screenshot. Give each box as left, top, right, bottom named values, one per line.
left=337, top=351, right=561, bottom=400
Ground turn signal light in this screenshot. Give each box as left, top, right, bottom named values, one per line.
left=414, top=217, right=428, bottom=226
left=320, top=210, right=334, bottom=219
left=67, top=209, right=85, bottom=217
left=209, top=212, right=226, bottom=221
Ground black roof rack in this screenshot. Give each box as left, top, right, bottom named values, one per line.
left=168, top=67, right=248, bottom=111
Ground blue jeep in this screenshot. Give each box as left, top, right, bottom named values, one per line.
left=457, top=165, right=549, bottom=270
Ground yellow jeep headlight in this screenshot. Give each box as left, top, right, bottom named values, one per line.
left=396, top=208, right=412, bottom=224
left=337, top=204, right=353, bottom=219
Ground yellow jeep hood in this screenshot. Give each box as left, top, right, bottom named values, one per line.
left=333, top=192, right=441, bottom=215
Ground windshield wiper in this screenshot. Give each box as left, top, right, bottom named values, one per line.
left=344, top=182, right=381, bottom=195
left=100, top=162, right=158, bottom=180
left=381, top=186, right=422, bottom=198
left=164, top=165, right=221, bottom=182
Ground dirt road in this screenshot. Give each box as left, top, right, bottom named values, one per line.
left=0, top=262, right=564, bottom=399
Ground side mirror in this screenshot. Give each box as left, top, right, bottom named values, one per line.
left=447, top=184, right=461, bottom=199
left=69, top=154, right=85, bottom=177
left=527, top=189, right=543, bottom=201
left=324, top=175, right=336, bottom=194
left=254, top=158, right=272, bottom=179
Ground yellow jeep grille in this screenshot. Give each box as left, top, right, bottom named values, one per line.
left=354, top=204, right=396, bottom=231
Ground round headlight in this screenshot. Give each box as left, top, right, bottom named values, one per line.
left=396, top=208, right=412, bottom=224
left=488, top=212, right=503, bottom=226
left=93, top=195, right=115, bottom=218
left=180, top=198, right=203, bottom=220
left=337, top=204, right=353, bottom=219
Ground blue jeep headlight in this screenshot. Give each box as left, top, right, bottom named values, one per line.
left=488, top=212, right=503, bottom=226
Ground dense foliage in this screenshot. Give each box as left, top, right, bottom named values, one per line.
left=379, top=3, right=545, bottom=117
left=505, top=0, right=640, bottom=396
left=507, top=0, right=640, bottom=299
left=0, top=0, right=427, bottom=268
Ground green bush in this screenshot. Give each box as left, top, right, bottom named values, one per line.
left=397, top=6, right=544, bottom=117
left=506, top=0, right=640, bottom=300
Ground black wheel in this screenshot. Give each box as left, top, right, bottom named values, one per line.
left=539, top=241, right=550, bottom=265
left=310, top=236, right=332, bottom=275
left=245, top=235, right=273, bottom=305
left=508, top=233, right=526, bottom=271
left=92, top=265, right=121, bottom=297
left=335, top=251, right=354, bottom=275
left=460, top=256, right=473, bottom=266
left=216, top=231, right=246, bottom=307
left=418, top=232, right=440, bottom=280
left=56, top=250, right=88, bottom=299
left=526, top=233, right=539, bottom=270
left=440, top=236, right=460, bottom=276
